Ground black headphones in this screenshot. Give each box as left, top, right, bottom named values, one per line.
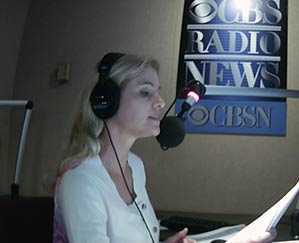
left=90, top=52, right=125, bottom=119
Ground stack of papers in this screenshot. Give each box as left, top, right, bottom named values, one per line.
left=188, top=180, right=299, bottom=243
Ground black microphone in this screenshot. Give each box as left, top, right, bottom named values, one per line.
left=157, top=116, right=185, bottom=150
left=156, top=80, right=206, bottom=150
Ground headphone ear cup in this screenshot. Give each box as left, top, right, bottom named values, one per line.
left=90, top=79, right=121, bottom=119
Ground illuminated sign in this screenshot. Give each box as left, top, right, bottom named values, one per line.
left=176, top=0, right=288, bottom=135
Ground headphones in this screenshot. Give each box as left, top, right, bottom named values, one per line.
left=90, top=52, right=125, bottom=119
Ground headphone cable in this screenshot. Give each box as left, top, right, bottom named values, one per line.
left=103, top=121, right=155, bottom=243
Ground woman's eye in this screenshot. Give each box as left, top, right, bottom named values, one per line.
left=140, top=90, right=151, bottom=98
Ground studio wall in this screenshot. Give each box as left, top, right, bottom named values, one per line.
left=4, top=0, right=299, bottom=215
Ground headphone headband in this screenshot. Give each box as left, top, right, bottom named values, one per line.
left=98, top=52, right=125, bottom=75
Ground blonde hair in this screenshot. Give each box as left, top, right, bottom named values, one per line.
left=57, top=54, right=159, bottom=176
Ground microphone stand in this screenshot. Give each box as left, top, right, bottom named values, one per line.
left=291, top=197, right=299, bottom=239
left=161, top=80, right=206, bottom=119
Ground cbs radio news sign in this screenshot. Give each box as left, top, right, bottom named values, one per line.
left=176, top=0, right=288, bottom=135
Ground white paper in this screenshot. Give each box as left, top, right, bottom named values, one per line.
left=227, top=180, right=299, bottom=243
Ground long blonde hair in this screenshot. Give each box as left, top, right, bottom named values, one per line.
left=57, top=54, right=159, bottom=176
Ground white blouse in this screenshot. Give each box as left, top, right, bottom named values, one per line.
left=54, top=152, right=160, bottom=243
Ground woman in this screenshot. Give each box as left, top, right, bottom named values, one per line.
left=53, top=53, right=276, bottom=243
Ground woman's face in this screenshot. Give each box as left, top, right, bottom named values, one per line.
left=111, top=66, right=165, bottom=138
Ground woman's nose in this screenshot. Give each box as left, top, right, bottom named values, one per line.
left=156, top=94, right=165, bottom=109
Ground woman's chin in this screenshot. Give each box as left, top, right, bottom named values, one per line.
left=152, top=129, right=160, bottom=137
left=151, top=124, right=161, bottom=136
left=141, top=128, right=160, bottom=138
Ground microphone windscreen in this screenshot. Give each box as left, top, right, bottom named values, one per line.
left=156, top=116, right=185, bottom=149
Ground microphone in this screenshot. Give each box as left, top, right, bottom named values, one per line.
left=156, top=80, right=206, bottom=150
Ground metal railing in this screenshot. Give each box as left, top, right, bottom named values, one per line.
left=0, top=100, right=33, bottom=197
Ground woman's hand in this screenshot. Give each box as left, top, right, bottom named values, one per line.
left=247, top=228, right=277, bottom=243
left=163, top=227, right=197, bottom=243
left=227, top=228, right=277, bottom=243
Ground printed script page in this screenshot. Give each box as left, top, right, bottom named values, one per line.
left=227, top=180, right=299, bottom=243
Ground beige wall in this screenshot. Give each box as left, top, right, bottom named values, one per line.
left=6, top=0, right=299, bottom=215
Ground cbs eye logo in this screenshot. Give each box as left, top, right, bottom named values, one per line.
left=188, top=104, right=209, bottom=126
left=189, top=0, right=218, bottom=24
